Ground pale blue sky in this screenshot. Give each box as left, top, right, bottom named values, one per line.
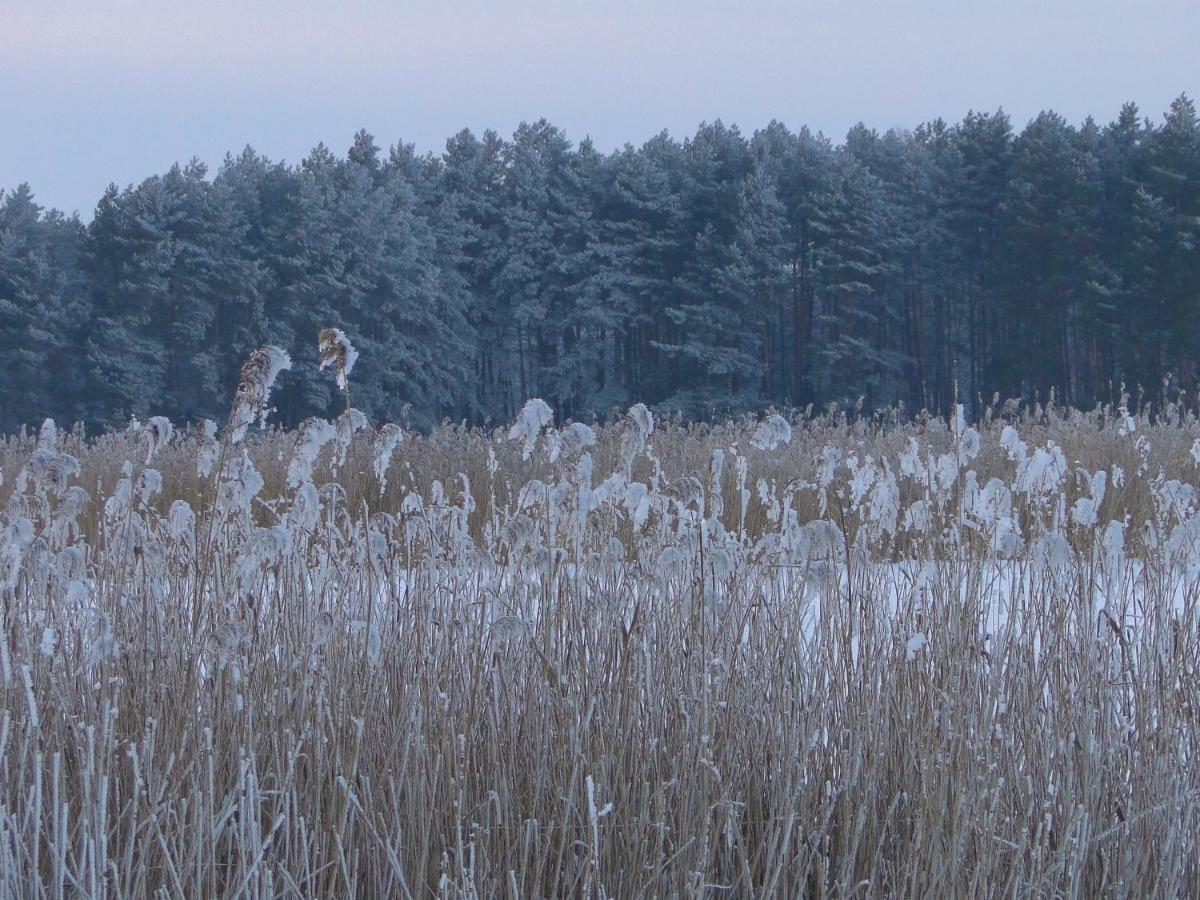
left=2, top=0, right=1195, bottom=217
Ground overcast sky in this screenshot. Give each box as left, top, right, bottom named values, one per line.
left=2, top=0, right=1195, bottom=217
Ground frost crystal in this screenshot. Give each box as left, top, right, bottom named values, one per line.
left=548, top=422, right=597, bottom=462
left=905, top=633, right=928, bottom=661
left=144, top=416, right=174, bottom=463
left=229, top=346, right=291, bottom=444
left=373, top=423, right=405, bottom=494
left=1071, top=470, right=1107, bottom=527
left=751, top=414, right=792, bottom=451
left=902, top=499, right=930, bottom=533
left=628, top=403, right=654, bottom=439
left=899, top=438, right=927, bottom=481
left=217, top=451, right=265, bottom=519
left=287, top=417, right=337, bottom=488
left=1015, top=444, right=1067, bottom=495
left=291, top=481, right=321, bottom=533
left=1118, top=405, right=1137, bottom=436
left=318, top=327, right=359, bottom=392
left=959, top=426, right=981, bottom=461
left=197, top=419, right=220, bottom=477
left=137, top=469, right=162, bottom=504
left=999, top=425, right=1027, bottom=462
left=509, top=399, right=554, bottom=460
left=168, top=500, right=195, bottom=543
left=37, top=418, right=57, bottom=452
left=331, top=408, right=368, bottom=471
left=620, top=405, right=655, bottom=475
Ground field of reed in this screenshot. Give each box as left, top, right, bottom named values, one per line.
left=1, top=340, right=1198, bottom=897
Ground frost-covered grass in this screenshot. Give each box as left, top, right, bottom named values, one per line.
left=1, top=350, right=1199, bottom=897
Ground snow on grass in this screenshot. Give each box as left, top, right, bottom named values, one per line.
left=0, top=343, right=1198, bottom=896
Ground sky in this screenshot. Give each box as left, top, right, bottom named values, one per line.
left=2, top=0, right=1196, bottom=217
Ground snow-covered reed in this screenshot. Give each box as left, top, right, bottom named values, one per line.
left=0, top=352, right=1198, bottom=897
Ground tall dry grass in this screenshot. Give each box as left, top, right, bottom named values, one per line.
left=0, top=362, right=1197, bottom=897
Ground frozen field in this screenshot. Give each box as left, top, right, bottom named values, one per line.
left=1, top=344, right=1198, bottom=897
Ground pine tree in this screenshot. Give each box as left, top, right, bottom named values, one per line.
left=82, top=181, right=173, bottom=425
left=2, top=102, right=1198, bottom=430
left=494, top=121, right=596, bottom=418
left=1000, top=112, right=1095, bottom=401
left=809, top=147, right=898, bottom=405
left=0, top=186, right=88, bottom=431
left=593, top=134, right=689, bottom=407
left=751, top=123, right=840, bottom=405
left=437, top=129, right=514, bottom=421
left=1146, top=95, right=1200, bottom=391
left=950, top=110, right=1014, bottom=406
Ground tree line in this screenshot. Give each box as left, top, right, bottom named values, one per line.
left=1, top=96, right=1198, bottom=434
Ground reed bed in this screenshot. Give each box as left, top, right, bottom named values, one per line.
left=0, top=347, right=1197, bottom=897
